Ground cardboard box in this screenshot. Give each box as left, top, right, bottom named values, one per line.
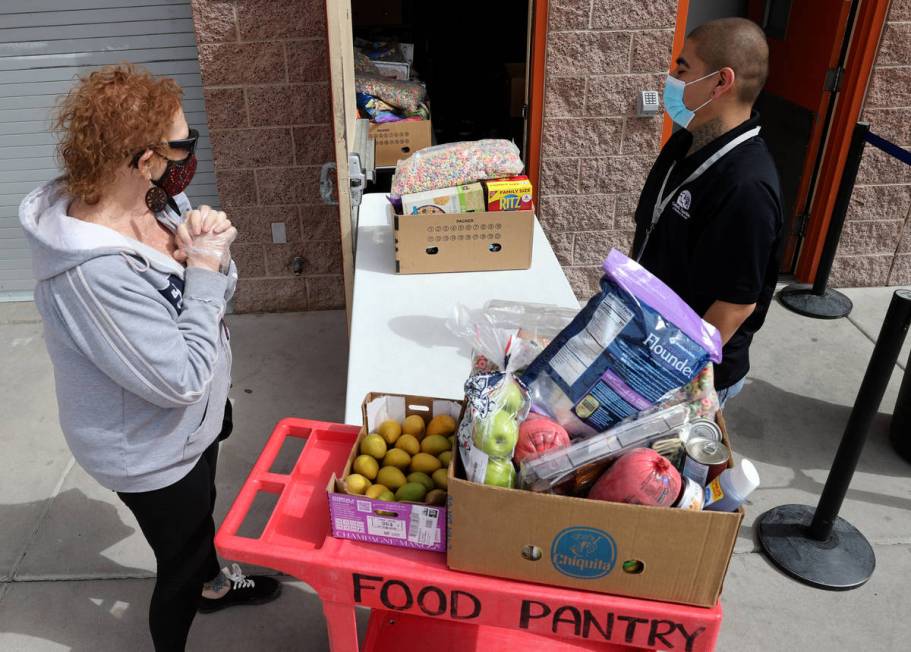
left=327, top=393, right=463, bottom=552
left=401, top=183, right=485, bottom=215
left=374, top=60, right=410, bottom=81
left=391, top=203, right=534, bottom=274
left=446, top=414, right=742, bottom=607
left=370, top=120, right=432, bottom=167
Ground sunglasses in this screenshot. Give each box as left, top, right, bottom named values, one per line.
left=131, top=128, right=199, bottom=167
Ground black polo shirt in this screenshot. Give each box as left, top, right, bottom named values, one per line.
left=631, top=113, right=783, bottom=390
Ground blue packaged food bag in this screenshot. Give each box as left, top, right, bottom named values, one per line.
left=521, top=249, right=723, bottom=437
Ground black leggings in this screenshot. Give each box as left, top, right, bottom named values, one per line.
left=118, top=401, right=233, bottom=651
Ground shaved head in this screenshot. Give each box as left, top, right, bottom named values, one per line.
left=688, top=17, right=769, bottom=105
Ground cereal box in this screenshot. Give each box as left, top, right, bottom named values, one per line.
left=401, top=183, right=485, bottom=215
left=483, top=176, right=534, bottom=211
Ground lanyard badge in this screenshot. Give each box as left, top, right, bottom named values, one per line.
left=636, top=126, right=761, bottom=262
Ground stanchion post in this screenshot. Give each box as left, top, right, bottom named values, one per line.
left=809, top=289, right=911, bottom=540
left=759, top=289, right=911, bottom=589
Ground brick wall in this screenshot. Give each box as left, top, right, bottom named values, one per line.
left=538, top=0, right=676, bottom=299
left=831, top=0, right=911, bottom=287
left=190, top=0, right=345, bottom=313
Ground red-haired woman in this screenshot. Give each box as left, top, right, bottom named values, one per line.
left=19, top=64, right=279, bottom=651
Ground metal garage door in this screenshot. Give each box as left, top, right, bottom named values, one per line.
left=0, top=0, right=217, bottom=300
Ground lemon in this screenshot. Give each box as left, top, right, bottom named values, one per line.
left=383, top=448, right=411, bottom=470
left=366, top=484, right=390, bottom=499
left=395, top=482, right=427, bottom=503
left=376, top=466, right=407, bottom=490
left=345, top=473, right=371, bottom=495
left=432, top=468, right=448, bottom=490
left=438, top=451, right=452, bottom=467
left=395, top=434, right=421, bottom=456
left=377, top=420, right=402, bottom=445
left=353, top=454, right=379, bottom=480
left=407, top=472, right=434, bottom=492
left=411, top=452, right=442, bottom=474
left=402, top=414, right=426, bottom=439
left=421, top=434, right=450, bottom=456
left=427, top=415, right=457, bottom=437
left=360, top=433, right=387, bottom=460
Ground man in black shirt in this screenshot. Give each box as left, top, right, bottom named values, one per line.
left=631, top=17, right=782, bottom=404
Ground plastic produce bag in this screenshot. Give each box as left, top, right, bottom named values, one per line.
left=521, top=249, right=722, bottom=438
left=448, top=302, right=561, bottom=487
left=355, top=75, right=426, bottom=112
left=391, top=140, right=524, bottom=197
left=446, top=300, right=578, bottom=376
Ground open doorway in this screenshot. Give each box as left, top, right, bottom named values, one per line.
left=351, top=0, right=532, bottom=192
left=685, top=0, right=856, bottom=275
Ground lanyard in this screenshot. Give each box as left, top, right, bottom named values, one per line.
left=636, top=126, right=762, bottom=261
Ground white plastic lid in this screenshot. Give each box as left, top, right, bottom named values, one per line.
left=730, top=459, right=760, bottom=498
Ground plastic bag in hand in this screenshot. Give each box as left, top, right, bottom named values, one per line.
left=180, top=225, right=236, bottom=269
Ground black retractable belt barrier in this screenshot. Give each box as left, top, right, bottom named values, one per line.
left=759, top=289, right=911, bottom=589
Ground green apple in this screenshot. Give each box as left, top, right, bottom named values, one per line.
left=499, top=379, right=524, bottom=415
left=479, top=410, right=519, bottom=458
left=484, top=458, right=516, bottom=488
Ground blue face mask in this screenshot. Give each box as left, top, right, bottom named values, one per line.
left=663, top=70, right=720, bottom=129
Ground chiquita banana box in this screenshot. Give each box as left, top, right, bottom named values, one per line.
left=483, top=176, right=533, bottom=212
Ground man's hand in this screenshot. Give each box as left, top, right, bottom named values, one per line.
left=703, top=300, right=756, bottom=345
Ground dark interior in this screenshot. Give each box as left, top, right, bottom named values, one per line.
left=352, top=0, right=530, bottom=189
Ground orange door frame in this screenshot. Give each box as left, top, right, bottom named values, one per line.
left=663, top=0, right=691, bottom=143
left=526, top=0, right=547, bottom=203
left=795, top=0, right=892, bottom=282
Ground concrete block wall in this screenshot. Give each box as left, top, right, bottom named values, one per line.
left=190, top=0, right=345, bottom=313
left=831, top=0, right=911, bottom=287
left=538, top=0, right=675, bottom=299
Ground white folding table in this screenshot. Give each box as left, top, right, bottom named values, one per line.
left=344, top=193, right=580, bottom=424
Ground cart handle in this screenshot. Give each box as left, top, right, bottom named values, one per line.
left=216, top=418, right=360, bottom=565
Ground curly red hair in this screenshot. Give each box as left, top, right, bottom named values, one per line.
left=54, top=63, right=183, bottom=204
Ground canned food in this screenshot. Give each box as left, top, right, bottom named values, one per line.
left=682, top=437, right=730, bottom=486
left=688, top=419, right=722, bottom=443
left=674, top=476, right=705, bottom=510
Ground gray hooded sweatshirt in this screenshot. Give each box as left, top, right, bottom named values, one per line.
left=19, top=181, right=237, bottom=493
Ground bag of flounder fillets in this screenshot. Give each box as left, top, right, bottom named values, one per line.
left=521, top=249, right=723, bottom=438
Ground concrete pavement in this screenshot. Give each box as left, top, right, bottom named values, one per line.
left=0, top=287, right=909, bottom=651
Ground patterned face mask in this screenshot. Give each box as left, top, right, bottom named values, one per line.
left=153, top=152, right=197, bottom=197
